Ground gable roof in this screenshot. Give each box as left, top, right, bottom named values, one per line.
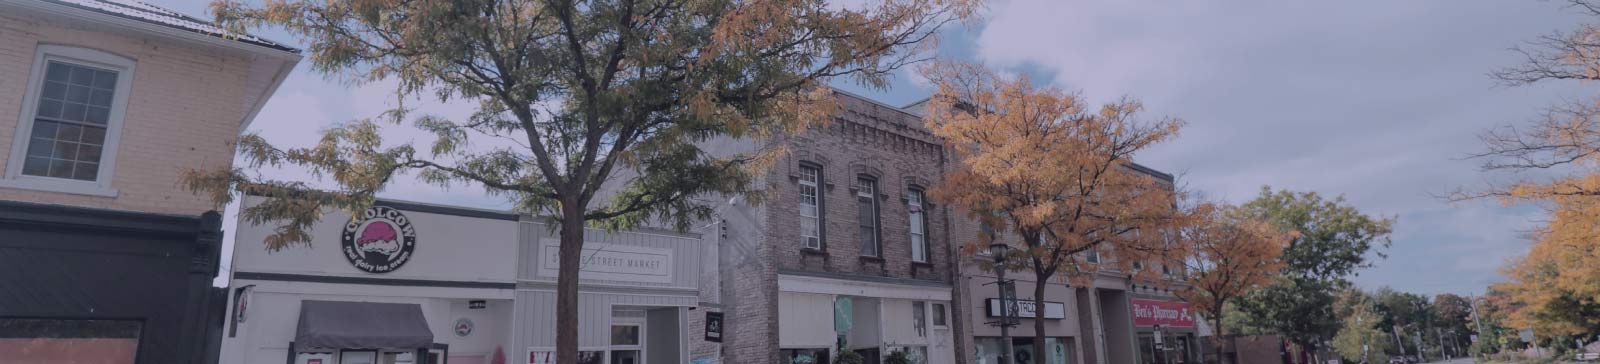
left=43, top=0, right=299, bottom=53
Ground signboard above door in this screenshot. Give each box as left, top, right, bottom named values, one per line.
left=537, top=239, right=674, bottom=284
left=1131, top=298, right=1195, bottom=328
left=984, top=298, right=1066, bottom=319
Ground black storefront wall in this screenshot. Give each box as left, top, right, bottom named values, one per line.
left=0, top=200, right=225, bottom=364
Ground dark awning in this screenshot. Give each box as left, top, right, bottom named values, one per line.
left=295, top=300, right=433, bottom=350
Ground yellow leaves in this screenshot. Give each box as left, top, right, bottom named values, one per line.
left=924, top=60, right=1183, bottom=282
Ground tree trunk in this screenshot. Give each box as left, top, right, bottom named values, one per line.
left=1034, top=275, right=1048, bottom=364
left=556, top=202, right=587, bottom=364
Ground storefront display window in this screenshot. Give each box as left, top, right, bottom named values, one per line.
left=1137, top=333, right=1195, bottom=364
left=379, top=351, right=416, bottom=364
left=578, top=351, right=604, bottom=364
left=975, top=337, right=1072, bottom=364
left=341, top=350, right=378, bottom=364
left=780, top=348, right=831, bottom=364
left=609, top=350, right=639, bottom=364
left=0, top=318, right=141, bottom=364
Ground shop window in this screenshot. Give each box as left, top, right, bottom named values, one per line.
left=799, top=164, right=823, bottom=250
left=577, top=351, right=604, bottom=364
left=341, top=350, right=378, bottom=364
left=855, top=177, right=880, bottom=257
left=908, top=188, right=928, bottom=262
left=975, top=337, right=1071, bottom=364
left=932, top=303, right=948, bottom=327
left=780, top=348, right=831, bottom=364
left=610, top=324, right=641, bottom=346
left=891, top=346, right=929, bottom=364
left=608, top=350, right=640, bottom=364
left=912, top=301, right=927, bottom=337
left=379, top=351, right=416, bottom=364
left=0, top=318, right=141, bottom=364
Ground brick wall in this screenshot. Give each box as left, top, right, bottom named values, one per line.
left=0, top=10, right=253, bottom=216
left=767, top=93, right=952, bottom=283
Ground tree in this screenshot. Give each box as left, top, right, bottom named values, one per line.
left=191, top=1, right=977, bottom=362
left=1433, top=293, right=1474, bottom=356
left=1462, top=0, right=1600, bottom=347
left=1372, top=288, right=1430, bottom=356
left=1174, top=202, right=1290, bottom=345
left=1333, top=289, right=1391, bottom=364
left=1232, top=186, right=1395, bottom=361
left=921, top=60, right=1183, bottom=360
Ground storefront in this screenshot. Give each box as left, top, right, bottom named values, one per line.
left=776, top=273, right=957, bottom=364
left=221, top=197, right=521, bottom=364
left=963, top=276, right=1082, bottom=364
left=1130, top=298, right=1198, bottom=364
left=515, top=223, right=716, bottom=364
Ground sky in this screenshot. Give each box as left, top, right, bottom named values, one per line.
left=160, top=0, right=1599, bottom=296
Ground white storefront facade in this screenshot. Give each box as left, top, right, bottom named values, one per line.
left=777, top=272, right=957, bottom=364
left=220, top=196, right=719, bottom=364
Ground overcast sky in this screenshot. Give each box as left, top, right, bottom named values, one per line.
left=171, top=0, right=1598, bottom=296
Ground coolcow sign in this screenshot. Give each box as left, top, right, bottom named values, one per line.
left=1130, top=299, right=1195, bottom=328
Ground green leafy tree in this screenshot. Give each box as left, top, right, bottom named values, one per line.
left=1432, top=293, right=1474, bottom=356
left=1333, top=290, right=1390, bottom=364
left=191, top=1, right=977, bottom=362
left=1232, top=186, right=1395, bottom=360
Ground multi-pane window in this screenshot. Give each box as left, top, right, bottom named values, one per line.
left=21, top=61, right=118, bottom=181
left=856, top=177, right=880, bottom=257
left=1085, top=248, right=1100, bottom=264
left=799, top=165, right=822, bottom=249
left=908, top=188, right=928, bottom=262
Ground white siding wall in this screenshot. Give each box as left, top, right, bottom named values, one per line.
left=778, top=292, right=836, bottom=348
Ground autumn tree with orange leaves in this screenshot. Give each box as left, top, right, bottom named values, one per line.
left=921, top=61, right=1184, bottom=359
left=1462, top=0, right=1600, bottom=342
left=1173, top=202, right=1290, bottom=344
left=190, top=0, right=978, bottom=362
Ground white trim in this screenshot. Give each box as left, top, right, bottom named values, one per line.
left=3, top=45, right=134, bottom=197
left=777, top=274, right=952, bottom=301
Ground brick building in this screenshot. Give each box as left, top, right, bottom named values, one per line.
left=0, top=1, right=298, bottom=363
left=714, top=90, right=959, bottom=364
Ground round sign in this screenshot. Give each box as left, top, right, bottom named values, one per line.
left=454, top=318, right=474, bottom=337
left=340, top=206, right=417, bottom=273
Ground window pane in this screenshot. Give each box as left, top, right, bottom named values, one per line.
left=63, top=102, right=87, bottom=122
left=53, top=141, right=79, bottom=160
left=22, top=157, right=50, bottom=176
left=66, top=84, right=90, bottom=103
left=45, top=63, right=71, bottom=81
left=86, top=106, right=109, bottom=125
left=90, top=89, right=114, bottom=107
left=55, top=123, right=81, bottom=142
left=82, top=126, right=106, bottom=145
left=0, top=318, right=140, bottom=364
left=799, top=166, right=821, bottom=248
left=932, top=303, right=947, bottom=326
left=48, top=159, right=74, bottom=179
left=26, top=137, right=53, bottom=158
left=909, top=189, right=926, bottom=262
left=73, top=162, right=99, bottom=181
left=610, top=325, right=639, bottom=346
left=37, top=99, right=63, bottom=119
left=93, top=69, right=118, bottom=89
left=79, top=144, right=102, bottom=163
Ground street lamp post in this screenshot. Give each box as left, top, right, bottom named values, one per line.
left=987, top=242, right=1017, bottom=364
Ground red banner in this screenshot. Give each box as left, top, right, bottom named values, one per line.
left=1130, top=299, right=1195, bottom=328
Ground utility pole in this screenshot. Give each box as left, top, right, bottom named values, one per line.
left=986, top=242, right=1016, bottom=364
left=1394, top=326, right=1407, bottom=359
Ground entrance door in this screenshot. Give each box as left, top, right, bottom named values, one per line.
left=610, top=323, right=643, bottom=364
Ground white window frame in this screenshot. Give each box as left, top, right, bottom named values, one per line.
left=908, top=188, right=928, bottom=263
left=1, top=45, right=133, bottom=197
left=855, top=176, right=881, bottom=257
left=799, top=165, right=822, bottom=250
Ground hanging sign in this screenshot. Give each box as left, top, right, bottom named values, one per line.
left=985, top=299, right=1066, bottom=319
left=1131, top=299, right=1195, bottom=328
left=705, top=311, right=724, bottom=342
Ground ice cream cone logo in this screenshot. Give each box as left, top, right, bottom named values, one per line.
left=340, top=206, right=417, bottom=273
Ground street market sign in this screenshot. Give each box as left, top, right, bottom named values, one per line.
left=985, top=298, right=1066, bottom=319
left=1131, top=298, right=1195, bottom=328
left=538, top=240, right=673, bottom=283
